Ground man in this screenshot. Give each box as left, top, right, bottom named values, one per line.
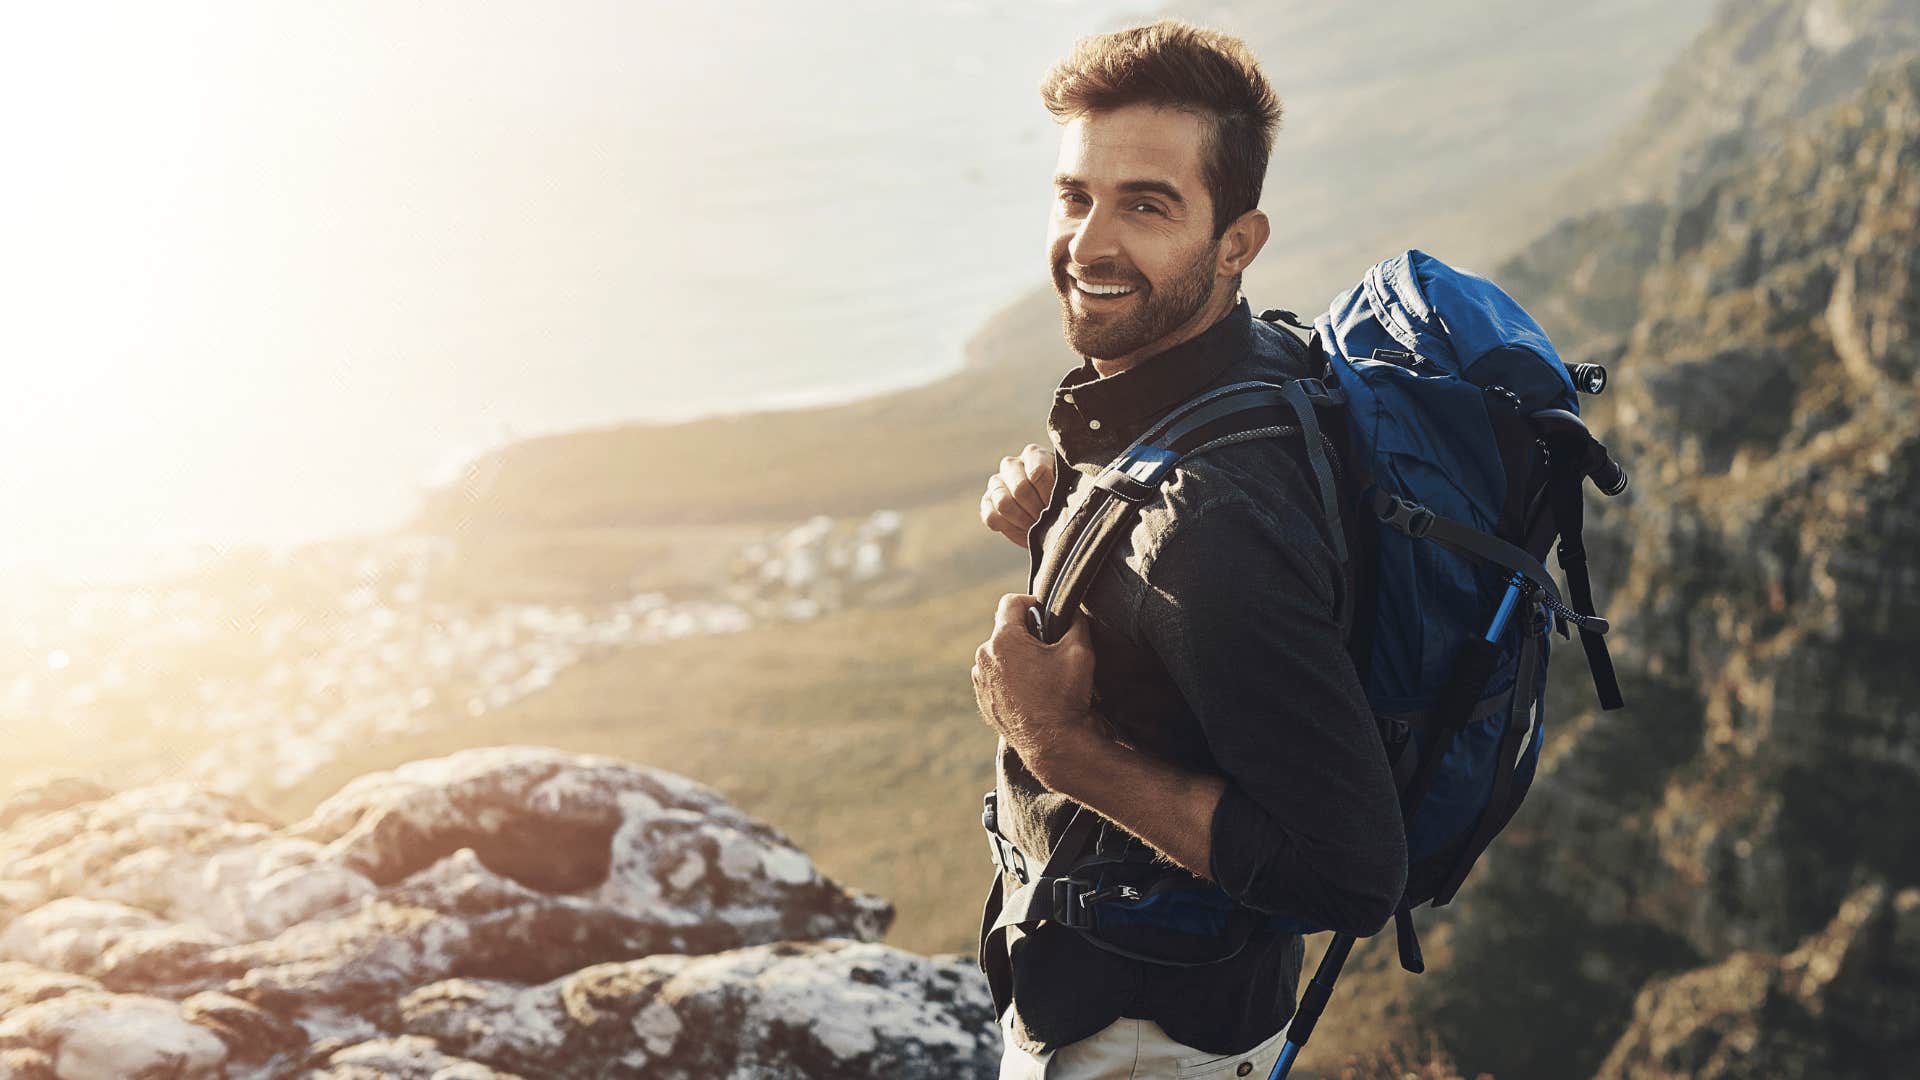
left=970, top=20, right=1407, bottom=1078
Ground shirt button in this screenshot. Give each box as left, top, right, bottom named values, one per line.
left=1062, top=392, right=1076, bottom=404
left=1087, top=418, right=1102, bottom=430
left=1236, top=1063, right=1253, bottom=1077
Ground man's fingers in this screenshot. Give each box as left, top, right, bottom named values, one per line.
left=992, top=593, right=1044, bottom=643
left=1019, top=443, right=1057, bottom=495
left=983, top=472, right=1036, bottom=547
left=979, top=495, right=1026, bottom=548
left=997, top=456, right=1045, bottom=520
left=993, top=592, right=1033, bottom=627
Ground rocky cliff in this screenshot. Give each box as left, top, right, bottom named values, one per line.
left=1414, top=29, right=1920, bottom=1080
left=1593, top=884, right=1920, bottom=1079
left=0, top=747, right=998, bottom=1079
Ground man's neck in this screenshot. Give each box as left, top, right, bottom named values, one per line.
left=1088, top=289, right=1240, bottom=378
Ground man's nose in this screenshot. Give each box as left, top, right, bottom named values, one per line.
left=1065, top=201, right=1122, bottom=268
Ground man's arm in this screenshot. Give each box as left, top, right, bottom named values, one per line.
left=1126, top=485, right=1406, bottom=936
left=970, top=458, right=1405, bottom=935
left=1033, top=724, right=1226, bottom=879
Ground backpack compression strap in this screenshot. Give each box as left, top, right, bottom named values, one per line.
left=1548, top=454, right=1625, bottom=710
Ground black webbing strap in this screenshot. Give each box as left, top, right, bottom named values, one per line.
left=1279, top=380, right=1350, bottom=569
left=1548, top=459, right=1625, bottom=710
left=1369, top=490, right=1608, bottom=635
left=1393, top=907, right=1425, bottom=974
left=978, top=803, right=1101, bottom=1007
left=987, top=806, right=1102, bottom=934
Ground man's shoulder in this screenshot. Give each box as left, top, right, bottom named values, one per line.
left=1133, top=436, right=1327, bottom=558
left=1138, top=320, right=1336, bottom=549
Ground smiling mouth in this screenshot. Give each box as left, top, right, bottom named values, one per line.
left=1072, top=279, right=1139, bottom=299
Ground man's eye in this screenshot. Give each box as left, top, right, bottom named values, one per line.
left=1132, top=201, right=1164, bottom=215
left=1057, top=191, right=1088, bottom=206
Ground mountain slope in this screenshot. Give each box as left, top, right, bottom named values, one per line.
left=1420, top=48, right=1920, bottom=1080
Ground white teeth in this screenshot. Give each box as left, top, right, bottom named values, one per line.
left=1076, top=281, right=1135, bottom=296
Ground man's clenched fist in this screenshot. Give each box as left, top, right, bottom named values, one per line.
left=971, top=592, right=1102, bottom=787
left=979, top=443, right=1058, bottom=548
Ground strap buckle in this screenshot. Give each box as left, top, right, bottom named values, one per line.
left=1051, top=879, right=1142, bottom=928
left=982, top=792, right=1032, bottom=885
left=1082, top=884, right=1143, bottom=907
left=1291, top=376, right=1345, bottom=406
left=1374, top=492, right=1436, bottom=539
left=987, top=831, right=1031, bottom=885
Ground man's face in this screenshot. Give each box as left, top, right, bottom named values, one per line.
left=1048, top=103, right=1224, bottom=365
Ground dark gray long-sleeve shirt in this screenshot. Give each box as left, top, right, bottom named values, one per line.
left=986, top=297, right=1407, bottom=1056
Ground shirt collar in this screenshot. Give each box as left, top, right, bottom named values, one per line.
left=1048, top=297, right=1253, bottom=467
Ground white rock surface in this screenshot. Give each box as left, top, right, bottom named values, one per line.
left=0, top=746, right=991, bottom=1079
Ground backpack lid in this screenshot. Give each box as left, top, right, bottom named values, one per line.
left=1339, top=249, right=1581, bottom=415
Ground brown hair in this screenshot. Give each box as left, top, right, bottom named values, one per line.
left=1039, top=20, right=1282, bottom=240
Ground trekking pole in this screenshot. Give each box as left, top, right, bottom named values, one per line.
left=1268, top=570, right=1533, bottom=1080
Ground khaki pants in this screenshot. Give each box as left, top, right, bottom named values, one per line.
left=998, top=1007, right=1290, bottom=1079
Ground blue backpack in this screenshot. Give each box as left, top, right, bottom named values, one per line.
left=979, top=250, right=1627, bottom=1018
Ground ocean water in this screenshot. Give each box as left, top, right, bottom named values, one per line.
left=1, top=0, right=1141, bottom=588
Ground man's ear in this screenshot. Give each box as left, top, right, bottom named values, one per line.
left=1217, top=208, right=1270, bottom=279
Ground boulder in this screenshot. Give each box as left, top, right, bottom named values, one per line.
left=396, top=940, right=997, bottom=1079
left=0, top=747, right=979, bottom=1079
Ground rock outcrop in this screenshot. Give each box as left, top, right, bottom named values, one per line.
left=1417, top=35, right=1920, bottom=1080
left=1592, top=884, right=1920, bottom=1079
left=0, top=746, right=998, bottom=1079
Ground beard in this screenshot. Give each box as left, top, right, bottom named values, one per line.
left=1052, top=238, right=1219, bottom=362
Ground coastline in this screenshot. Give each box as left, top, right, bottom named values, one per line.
left=5, top=281, right=1055, bottom=598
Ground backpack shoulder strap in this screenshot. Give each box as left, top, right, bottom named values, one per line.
left=1027, top=378, right=1348, bottom=645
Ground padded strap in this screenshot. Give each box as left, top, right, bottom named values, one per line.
left=1028, top=381, right=1331, bottom=645
left=1028, top=487, right=1137, bottom=645
left=1145, top=384, right=1291, bottom=451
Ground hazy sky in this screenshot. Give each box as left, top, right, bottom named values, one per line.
left=0, top=1, right=1134, bottom=587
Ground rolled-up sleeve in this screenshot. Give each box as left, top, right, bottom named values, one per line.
left=1132, top=484, right=1407, bottom=936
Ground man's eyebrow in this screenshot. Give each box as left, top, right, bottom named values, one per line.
left=1052, top=173, right=1187, bottom=207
